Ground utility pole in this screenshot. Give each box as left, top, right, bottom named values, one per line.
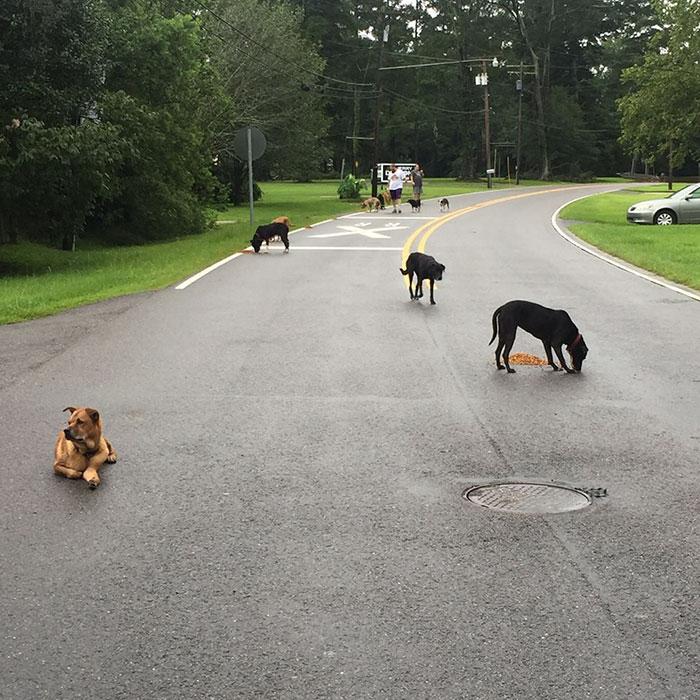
left=353, top=88, right=360, bottom=176
left=482, top=58, right=492, bottom=176
left=372, top=15, right=387, bottom=198
left=515, top=62, right=523, bottom=185
left=476, top=59, right=495, bottom=187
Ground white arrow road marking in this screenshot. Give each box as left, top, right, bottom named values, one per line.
left=309, top=224, right=407, bottom=239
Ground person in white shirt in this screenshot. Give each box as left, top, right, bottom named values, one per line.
left=387, top=163, right=406, bottom=213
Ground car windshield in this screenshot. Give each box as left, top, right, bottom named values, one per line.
left=668, top=183, right=698, bottom=199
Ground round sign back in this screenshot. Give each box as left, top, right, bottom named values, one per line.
left=233, top=127, right=266, bottom=161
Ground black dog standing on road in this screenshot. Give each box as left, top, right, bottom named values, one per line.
left=400, top=252, right=445, bottom=305
left=251, top=222, right=290, bottom=253
left=407, top=198, right=421, bottom=212
left=489, top=300, right=588, bottom=373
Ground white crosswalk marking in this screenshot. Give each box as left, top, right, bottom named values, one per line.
left=309, top=223, right=407, bottom=239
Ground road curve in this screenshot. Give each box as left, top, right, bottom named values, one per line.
left=1, top=184, right=699, bottom=700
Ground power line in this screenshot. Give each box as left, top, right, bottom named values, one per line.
left=383, top=88, right=485, bottom=116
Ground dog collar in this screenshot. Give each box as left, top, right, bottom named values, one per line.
left=71, top=441, right=95, bottom=458
left=567, top=334, right=582, bottom=352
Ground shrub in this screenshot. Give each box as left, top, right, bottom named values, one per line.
left=337, top=174, right=366, bottom=199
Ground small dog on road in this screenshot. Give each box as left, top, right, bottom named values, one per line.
left=400, top=252, right=445, bottom=305
left=54, top=407, right=117, bottom=489
left=361, top=197, right=383, bottom=212
left=407, top=198, right=421, bottom=212
left=489, top=300, right=589, bottom=373
left=439, top=198, right=450, bottom=212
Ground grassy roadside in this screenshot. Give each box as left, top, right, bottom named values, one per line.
left=560, top=186, right=700, bottom=291
left=1, top=177, right=567, bottom=325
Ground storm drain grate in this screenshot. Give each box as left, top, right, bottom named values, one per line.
left=464, top=482, right=591, bottom=514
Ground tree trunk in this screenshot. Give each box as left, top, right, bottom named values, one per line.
left=507, top=0, right=552, bottom=180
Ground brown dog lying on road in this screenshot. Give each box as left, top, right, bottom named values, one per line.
left=54, top=407, right=117, bottom=488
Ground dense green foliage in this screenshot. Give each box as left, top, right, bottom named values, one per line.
left=1, top=0, right=698, bottom=252
left=617, top=0, right=700, bottom=180
left=0, top=0, right=327, bottom=248
left=288, top=0, right=667, bottom=181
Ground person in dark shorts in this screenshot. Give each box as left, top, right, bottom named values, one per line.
left=410, top=164, right=424, bottom=203
left=387, top=163, right=406, bottom=213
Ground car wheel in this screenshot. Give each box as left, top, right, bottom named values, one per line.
left=653, top=209, right=676, bottom=225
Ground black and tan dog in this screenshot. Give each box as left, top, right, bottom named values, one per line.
left=54, top=407, right=117, bottom=488
left=489, top=300, right=588, bottom=373
left=251, top=218, right=290, bottom=253
left=407, top=198, right=421, bottom=212
left=400, top=252, right=445, bottom=305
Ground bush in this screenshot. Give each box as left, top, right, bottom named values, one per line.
left=337, top=174, right=366, bottom=199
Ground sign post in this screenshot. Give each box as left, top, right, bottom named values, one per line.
left=247, top=128, right=254, bottom=226
left=233, top=127, right=267, bottom=229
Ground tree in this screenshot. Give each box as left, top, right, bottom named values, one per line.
left=0, top=118, right=124, bottom=249
left=618, top=0, right=700, bottom=184
left=96, top=0, right=229, bottom=241
left=200, top=0, right=331, bottom=184
left=0, top=0, right=108, bottom=127
left=0, top=0, right=120, bottom=246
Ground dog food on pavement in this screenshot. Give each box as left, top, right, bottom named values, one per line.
left=508, top=353, right=548, bottom=365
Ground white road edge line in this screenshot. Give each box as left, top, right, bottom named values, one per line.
left=552, top=194, right=700, bottom=303
left=176, top=221, right=334, bottom=289
left=340, top=215, right=438, bottom=220
left=264, top=246, right=403, bottom=251
left=175, top=252, right=244, bottom=290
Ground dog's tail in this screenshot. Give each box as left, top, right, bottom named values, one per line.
left=489, top=306, right=503, bottom=345
left=399, top=267, right=408, bottom=275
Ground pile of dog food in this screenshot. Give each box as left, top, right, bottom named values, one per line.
left=508, top=353, right=549, bottom=365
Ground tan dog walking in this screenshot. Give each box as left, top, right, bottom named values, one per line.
left=361, top=197, right=382, bottom=212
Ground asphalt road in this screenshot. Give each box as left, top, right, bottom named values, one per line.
left=1, top=184, right=699, bottom=700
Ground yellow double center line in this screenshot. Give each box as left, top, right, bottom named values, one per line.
left=401, top=186, right=592, bottom=283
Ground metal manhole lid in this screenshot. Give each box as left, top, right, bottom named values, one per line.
left=464, top=482, right=591, bottom=514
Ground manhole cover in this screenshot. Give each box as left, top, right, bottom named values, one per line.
left=464, top=482, right=591, bottom=514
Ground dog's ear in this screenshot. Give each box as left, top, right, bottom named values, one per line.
left=63, top=406, right=77, bottom=414
left=440, top=264, right=446, bottom=272
left=87, top=409, right=100, bottom=423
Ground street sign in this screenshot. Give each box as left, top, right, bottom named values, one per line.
left=233, top=127, right=266, bottom=161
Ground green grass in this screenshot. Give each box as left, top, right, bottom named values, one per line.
left=560, top=185, right=700, bottom=291
left=1, top=177, right=571, bottom=325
